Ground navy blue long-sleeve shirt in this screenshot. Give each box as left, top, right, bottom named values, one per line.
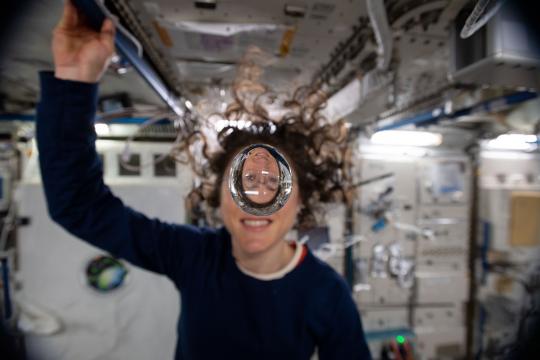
left=36, top=71, right=372, bottom=360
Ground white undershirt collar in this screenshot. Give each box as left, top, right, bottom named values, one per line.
left=236, top=242, right=304, bottom=281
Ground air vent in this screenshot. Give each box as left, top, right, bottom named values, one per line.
left=194, top=1, right=217, bottom=10
left=284, top=4, right=306, bottom=18
left=154, top=154, right=177, bottom=177
left=118, top=154, right=140, bottom=176
left=138, top=124, right=178, bottom=139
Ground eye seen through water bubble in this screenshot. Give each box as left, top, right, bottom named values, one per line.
left=229, top=144, right=293, bottom=216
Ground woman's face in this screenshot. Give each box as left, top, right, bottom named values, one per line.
left=219, top=148, right=300, bottom=255
left=241, top=147, right=280, bottom=204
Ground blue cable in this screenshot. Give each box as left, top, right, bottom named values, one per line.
left=480, top=220, right=491, bottom=285
left=1, top=258, right=12, bottom=320
left=475, top=304, right=487, bottom=360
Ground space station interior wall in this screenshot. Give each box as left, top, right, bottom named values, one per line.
left=14, top=140, right=192, bottom=360
left=351, top=144, right=472, bottom=360
left=474, top=149, right=540, bottom=358
left=12, top=137, right=540, bottom=360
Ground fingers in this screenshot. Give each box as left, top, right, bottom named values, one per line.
left=58, top=0, right=79, bottom=30
left=101, top=18, right=115, bottom=37
left=100, top=19, right=116, bottom=51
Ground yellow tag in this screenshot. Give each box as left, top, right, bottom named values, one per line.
left=279, top=27, right=296, bottom=57
left=153, top=21, right=174, bottom=48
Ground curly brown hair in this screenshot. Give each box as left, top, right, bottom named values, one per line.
left=173, top=48, right=352, bottom=229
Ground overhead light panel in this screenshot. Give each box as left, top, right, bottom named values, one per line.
left=486, top=134, right=538, bottom=151
left=94, top=124, right=110, bottom=137
left=371, top=130, right=443, bottom=147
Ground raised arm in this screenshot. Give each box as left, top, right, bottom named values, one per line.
left=36, top=1, right=210, bottom=287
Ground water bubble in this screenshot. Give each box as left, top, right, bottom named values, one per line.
left=228, top=144, right=293, bottom=216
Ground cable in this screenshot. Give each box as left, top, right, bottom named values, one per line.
left=460, top=0, right=506, bottom=39
left=352, top=172, right=394, bottom=188
left=387, top=216, right=437, bottom=242
left=96, top=106, right=169, bottom=122
left=312, top=235, right=367, bottom=261
left=0, top=202, right=16, bottom=252
left=344, top=235, right=367, bottom=248
left=366, top=0, right=393, bottom=70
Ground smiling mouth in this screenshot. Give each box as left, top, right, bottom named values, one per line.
left=241, top=219, right=272, bottom=230
left=251, top=150, right=271, bottom=162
